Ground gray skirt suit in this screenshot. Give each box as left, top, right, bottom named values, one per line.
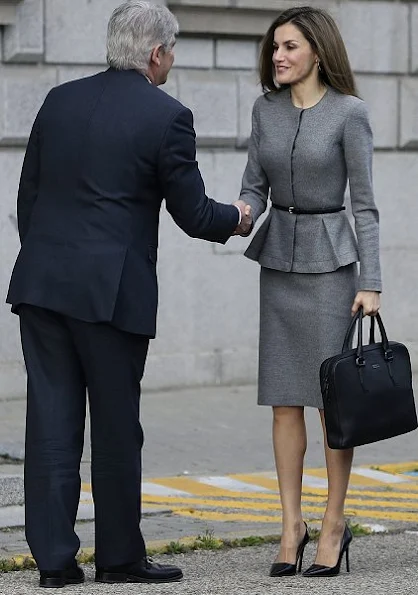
left=240, top=87, right=382, bottom=408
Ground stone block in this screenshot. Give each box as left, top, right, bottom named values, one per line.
left=207, top=150, right=250, bottom=256
left=413, top=4, right=418, bottom=73
left=161, top=70, right=179, bottom=99
left=3, top=0, right=43, bottom=63
left=379, top=248, right=418, bottom=356
left=219, top=347, right=258, bottom=386
left=0, top=66, right=57, bottom=144
left=45, top=0, right=121, bottom=64
left=174, top=38, right=214, bottom=69
left=0, top=149, right=26, bottom=399
left=356, top=76, right=398, bottom=149
left=177, top=70, right=238, bottom=144
left=340, top=2, right=408, bottom=73
left=170, top=0, right=229, bottom=6
left=144, top=349, right=219, bottom=390
left=0, top=362, right=26, bottom=400
left=0, top=1, right=21, bottom=26
left=373, top=153, right=418, bottom=250
left=237, top=72, right=262, bottom=145
left=216, top=40, right=257, bottom=70
left=209, top=149, right=269, bottom=256
left=235, top=0, right=338, bottom=10
left=172, top=5, right=279, bottom=36
left=400, top=79, right=418, bottom=149
left=57, top=66, right=104, bottom=86
left=140, top=156, right=260, bottom=389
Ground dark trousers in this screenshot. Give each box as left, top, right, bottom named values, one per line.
left=18, top=305, right=149, bottom=571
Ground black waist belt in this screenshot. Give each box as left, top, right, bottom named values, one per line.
left=272, top=204, right=345, bottom=215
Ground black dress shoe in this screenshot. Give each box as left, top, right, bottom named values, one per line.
left=270, top=522, right=310, bottom=577
left=303, top=524, right=353, bottom=577
left=39, top=564, right=85, bottom=588
left=95, top=557, right=183, bottom=584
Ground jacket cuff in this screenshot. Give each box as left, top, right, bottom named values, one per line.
left=358, top=277, right=382, bottom=293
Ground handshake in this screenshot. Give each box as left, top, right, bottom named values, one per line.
left=233, top=199, right=253, bottom=237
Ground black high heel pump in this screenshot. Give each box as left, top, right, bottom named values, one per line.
left=270, top=522, right=310, bottom=577
left=302, top=523, right=353, bottom=577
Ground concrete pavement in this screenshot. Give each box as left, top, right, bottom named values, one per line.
left=0, top=383, right=417, bottom=593
left=0, top=531, right=418, bottom=594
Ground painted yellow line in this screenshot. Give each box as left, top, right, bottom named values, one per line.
left=142, top=488, right=418, bottom=503
left=378, top=483, right=418, bottom=493
left=231, top=474, right=279, bottom=491
left=346, top=489, right=418, bottom=500
left=345, top=498, right=418, bottom=511
left=171, top=507, right=418, bottom=523
left=142, top=503, right=175, bottom=510
left=232, top=471, right=385, bottom=490
left=142, top=495, right=281, bottom=511
left=342, top=508, right=418, bottom=523
left=149, top=477, right=242, bottom=497
left=373, top=462, right=418, bottom=474
left=84, top=481, right=418, bottom=503
left=142, top=493, right=418, bottom=513
left=304, top=468, right=389, bottom=487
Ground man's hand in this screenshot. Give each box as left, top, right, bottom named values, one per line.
left=233, top=200, right=253, bottom=236
left=351, top=290, right=380, bottom=316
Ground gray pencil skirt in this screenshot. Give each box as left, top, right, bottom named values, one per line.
left=258, top=264, right=358, bottom=409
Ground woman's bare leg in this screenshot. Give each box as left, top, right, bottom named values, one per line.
left=314, top=410, right=353, bottom=566
left=272, top=406, right=307, bottom=562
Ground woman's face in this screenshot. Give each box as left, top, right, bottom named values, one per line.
left=272, top=22, right=318, bottom=86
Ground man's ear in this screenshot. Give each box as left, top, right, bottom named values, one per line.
left=150, top=44, right=163, bottom=67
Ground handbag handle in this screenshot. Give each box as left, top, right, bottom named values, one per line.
left=342, top=308, right=392, bottom=364
left=369, top=315, right=375, bottom=344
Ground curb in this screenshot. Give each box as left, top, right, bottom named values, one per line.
left=0, top=523, right=390, bottom=573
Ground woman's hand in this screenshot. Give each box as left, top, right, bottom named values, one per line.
left=351, top=290, right=380, bottom=316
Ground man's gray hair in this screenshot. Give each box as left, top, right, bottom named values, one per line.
left=107, top=1, right=179, bottom=72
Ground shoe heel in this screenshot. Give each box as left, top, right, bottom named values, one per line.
left=345, top=547, right=350, bottom=573
left=95, top=571, right=128, bottom=584
left=297, top=549, right=304, bottom=574
left=39, top=577, right=65, bottom=588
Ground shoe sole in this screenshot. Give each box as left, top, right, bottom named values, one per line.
left=96, top=573, right=183, bottom=584
left=39, top=579, right=84, bottom=588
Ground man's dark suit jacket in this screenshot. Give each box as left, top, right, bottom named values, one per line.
left=6, top=69, right=239, bottom=337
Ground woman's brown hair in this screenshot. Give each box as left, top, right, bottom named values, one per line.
left=259, top=6, right=358, bottom=96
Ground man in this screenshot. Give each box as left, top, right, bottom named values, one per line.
left=6, top=1, right=251, bottom=588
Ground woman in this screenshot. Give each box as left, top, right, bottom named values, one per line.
left=239, top=6, right=381, bottom=577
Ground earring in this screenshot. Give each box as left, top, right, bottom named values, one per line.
left=316, top=59, right=322, bottom=72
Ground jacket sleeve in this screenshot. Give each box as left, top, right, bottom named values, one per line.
left=17, top=113, right=41, bottom=243
left=239, top=98, right=270, bottom=223
left=158, top=107, right=239, bottom=244
left=343, top=101, right=382, bottom=292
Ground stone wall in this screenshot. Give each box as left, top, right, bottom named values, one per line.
left=0, top=0, right=417, bottom=397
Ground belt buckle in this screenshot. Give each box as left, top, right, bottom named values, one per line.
left=288, top=206, right=294, bottom=214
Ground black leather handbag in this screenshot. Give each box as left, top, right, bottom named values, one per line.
left=320, top=308, right=417, bottom=449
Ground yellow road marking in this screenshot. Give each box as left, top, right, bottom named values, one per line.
left=231, top=472, right=409, bottom=491
left=142, top=488, right=418, bottom=503
left=373, top=462, right=418, bottom=474
left=171, top=507, right=418, bottom=523
left=346, top=489, right=418, bottom=500
left=231, top=474, right=279, bottom=491
left=304, top=468, right=389, bottom=487
left=150, top=477, right=240, bottom=497
left=142, top=494, right=418, bottom=512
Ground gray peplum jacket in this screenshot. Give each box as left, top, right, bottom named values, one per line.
left=240, top=85, right=382, bottom=292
